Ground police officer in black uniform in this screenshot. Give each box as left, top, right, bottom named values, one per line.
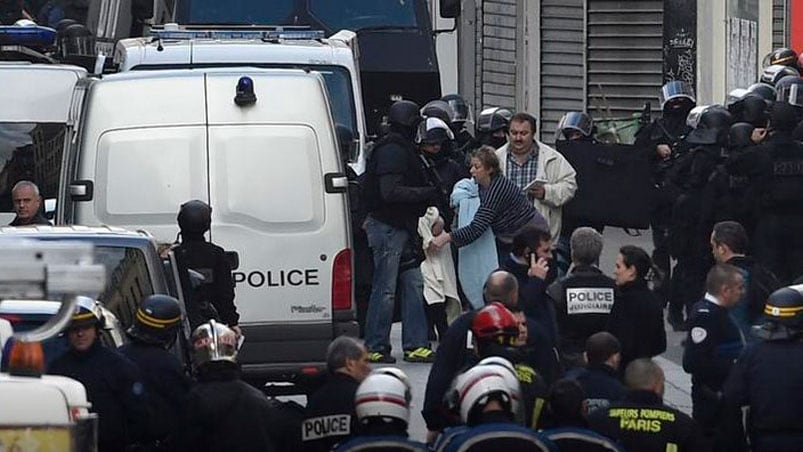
left=682, top=264, right=745, bottom=447
left=752, top=98, right=803, bottom=283
left=442, top=94, right=479, bottom=165
left=669, top=106, right=732, bottom=326
left=48, top=298, right=151, bottom=452
left=303, top=336, right=372, bottom=452
left=546, top=227, right=616, bottom=369
left=179, top=320, right=282, bottom=452
left=588, top=359, right=706, bottom=452
left=722, top=285, right=803, bottom=451
left=475, top=107, right=513, bottom=149
left=118, top=294, right=191, bottom=451
left=174, top=200, right=240, bottom=332
left=635, top=81, right=696, bottom=325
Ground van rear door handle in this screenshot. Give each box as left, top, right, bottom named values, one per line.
left=69, top=180, right=94, bottom=201
left=324, top=173, right=348, bottom=194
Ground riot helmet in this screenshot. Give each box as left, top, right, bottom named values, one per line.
left=726, top=88, right=748, bottom=107
left=763, top=48, right=799, bottom=70
left=770, top=101, right=801, bottom=132
left=761, top=64, right=800, bottom=87
left=729, top=122, right=757, bottom=148
left=354, top=370, right=412, bottom=426
left=191, top=319, right=239, bottom=367
left=127, top=295, right=183, bottom=348
left=415, top=116, right=455, bottom=146
left=70, top=296, right=105, bottom=330
left=659, top=80, right=696, bottom=112
left=421, top=99, right=456, bottom=126
left=387, top=100, right=423, bottom=129
left=753, top=285, right=803, bottom=340
left=59, top=23, right=95, bottom=57
left=55, top=19, right=79, bottom=34
left=686, top=105, right=710, bottom=129
left=746, top=83, right=777, bottom=107
left=555, top=112, right=593, bottom=141
left=728, top=94, right=769, bottom=128
left=471, top=302, right=519, bottom=345
left=453, top=366, right=513, bottom=424
left=476, top=107, right=513, bottom=134
left=777, top=81, right=803, bottom=108
left=177, top=200, right=211, bottom=235
left=441, top=94, right=472, bottom=126
left=686, top=105, right=733, bottom=146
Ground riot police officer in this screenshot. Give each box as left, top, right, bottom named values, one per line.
left=442, top=93, right=479, bottom=163
left=334, top=368, right=427, bottom=451
left=722, top=285, right=803, bottom=451
left=179, top=320, right=282, bottom=452
left=635, top=80, right=696, bottom=323
left=118, top=294, right=191, bottom=451
left=752, top=100, right=803, bottom=283
left=415, top=116, right=468, bottom=227
left=475, top=106, right=513, bottom=149
left=669, top=106, right=733, bottom=324
left=174, top=200, right=240, bottom=332
left=48, top=298, right=150, bottom=452
left=361, top=99, right=437, bottom=364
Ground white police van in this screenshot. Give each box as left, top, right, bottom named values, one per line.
left=113, top=25, right=368, bottom=173
left=0, top=24, right=87, bottom=225
left=58, top=67, right=357, bottom=388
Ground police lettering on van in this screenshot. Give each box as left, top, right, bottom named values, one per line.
left=233, top=268, right=319, bottom=288
left=566, top=287, right=615, bottom=314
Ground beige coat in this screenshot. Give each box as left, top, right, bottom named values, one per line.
left=496, top=141, right=577, bottom=239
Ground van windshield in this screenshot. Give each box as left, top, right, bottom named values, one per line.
left=178, top=0, right=418, bottom=31
left=308, top=0, right=418, bottom=31
left=0, top=122, right=65, bottom=213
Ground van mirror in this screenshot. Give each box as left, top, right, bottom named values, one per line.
left=44, top=198, right=57, bottom=220
left=440, top=0, right=461, bottom=19
left=225, top=251, right=240, bottom=270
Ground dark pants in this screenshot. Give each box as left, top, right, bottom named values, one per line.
left=650, top=212, right=672, bottom=306
left=754, top=213, right=803, bottom=284
left=670, top=255, right=709, bottom=320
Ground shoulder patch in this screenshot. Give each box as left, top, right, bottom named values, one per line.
left=691, top=327, right=708, bottom=344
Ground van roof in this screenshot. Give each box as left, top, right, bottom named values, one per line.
left=100, top=65, right=317, bottom=82
left=115, top=30, right=357, bottom=71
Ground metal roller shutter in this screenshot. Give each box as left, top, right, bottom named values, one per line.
left=539, top=0, right=585, bottom=143
left=586, top=0, right=664, bottom=123
left=773, top=0, right=789, bottom=49
left=477, top=0, right=519, bottom=110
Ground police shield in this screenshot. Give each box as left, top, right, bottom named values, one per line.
left=556, top=141, right=655, bottom=229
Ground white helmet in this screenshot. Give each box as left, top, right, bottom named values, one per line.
left=191, top=320, right=238, bottom=366
left=354, top=372, right=412, bottom=425
left=373, top=367, right=412, bottom=391
left=477, top=357, right=522, bottom=416
left=686, top=105, right=710, bottom=129
left=453, top=366, right=512, bottom=424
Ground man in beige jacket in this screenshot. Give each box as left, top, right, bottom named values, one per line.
left=496, top=112, right=577, bottom=240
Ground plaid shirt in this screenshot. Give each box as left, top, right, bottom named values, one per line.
left=506, top=147, right=539, bottom=191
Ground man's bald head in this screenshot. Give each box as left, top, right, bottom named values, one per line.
left=483, top=270, right=519, bottom=310
left=625, top=359, right=665, bottom=398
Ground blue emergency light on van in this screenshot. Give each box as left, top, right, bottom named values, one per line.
left=235, top=76, right=257, bottom=106
left=0, top=25, right=57, bottom=47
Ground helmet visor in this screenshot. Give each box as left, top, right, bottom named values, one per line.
left=778, top=83, right=803, bottom=107
left=444, top=97, right=473, bottom=124
left=555, top=112, right=593, bottom=140
left=659, top=81, right=696, bottom=109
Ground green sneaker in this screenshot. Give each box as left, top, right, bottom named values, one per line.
left=403, top=347, right=436, bottom=363
left=367, top=351, right=396, bottom=364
